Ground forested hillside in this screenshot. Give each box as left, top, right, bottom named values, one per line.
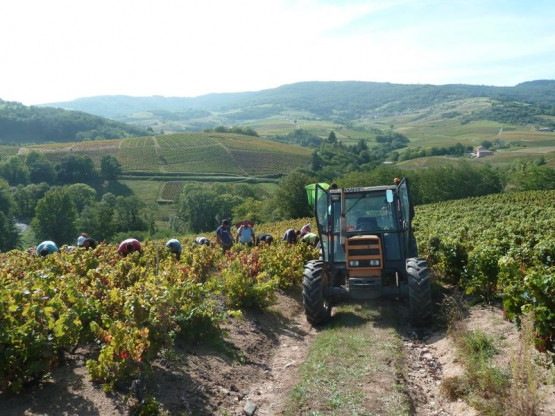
left=0, top=100, right=149, bottom=144
left=43, top=80, right=555, bottom=124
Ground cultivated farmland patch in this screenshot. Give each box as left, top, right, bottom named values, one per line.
left=159, top=181, right=184, bottom=201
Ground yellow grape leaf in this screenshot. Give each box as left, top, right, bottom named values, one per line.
left=54, top=321, right=65, bottom=338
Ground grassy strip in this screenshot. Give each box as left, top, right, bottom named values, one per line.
left=284, top=302, right=410, bottom=416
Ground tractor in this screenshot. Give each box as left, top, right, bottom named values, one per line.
left=302, top=178, right=432, bottom=326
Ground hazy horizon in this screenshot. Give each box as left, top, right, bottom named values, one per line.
left=2, top=0, right=554, bottom=106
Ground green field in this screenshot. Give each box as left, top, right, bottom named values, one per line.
left=19, top=132, right=312, bottom=175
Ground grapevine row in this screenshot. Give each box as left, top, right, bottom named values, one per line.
left=0, top=224, right=318, bottom=394
left=413, top=190, right=555, bottom=350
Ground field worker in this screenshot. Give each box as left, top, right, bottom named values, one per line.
left=36, top=240, right=58, bottom=256
left=194, top=236, right=211, bottom=246
left=282, top=229, right=300, bottom=244
left=117, top=238, right=142, bottom=257
left=77, top=233, right=97, bottom=249
left=236, top=220, right=255, bottom=246
left=256, top=234, right=274, bottom=246
left=300, top=223, right=311, bottom=236
left=165, top=238, right=182, bottom=260
left=301, top=232, right=320, bottom=247
left=216, top=219, right=234, bottom=253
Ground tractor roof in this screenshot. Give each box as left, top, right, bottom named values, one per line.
left=330, top=185, right=395, bottom=194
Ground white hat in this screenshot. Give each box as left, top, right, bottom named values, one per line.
left=77, top=236, right=86, bottom=246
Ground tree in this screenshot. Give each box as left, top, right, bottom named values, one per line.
left=311, top=151, right=323, bottom=171
left=67, top=183, right=97, bottom=213
left=0, top=156, right=29, bottom=186
left=56, top=155, right=96, bottom=184
left=25, top=151, right=56, bottom=185
left=410, top=162, right=502, bottom=205
left=29, top=160, right=56, bottom=184
left=0, top=212, right=20, bottom=251
left=272, top=171, right=316, bottom=219
left=232, top=197, right=267, bottom=224
left=100, top=155, right=122, bottom=180
left=0, top=185, right=19, bottom=250
left=327, top=131, right=337, bottom=143
left=0, top=185, right=16, bottom=216
left=78, top=193, right=117, bottom=242
left=510, top=165, right=555, bottom=190
left=31, top=187, right=78, bottom=245
left=11, top=182, right=50, bottom=220
left=177, top=184, right=241, bottom=233
left=354, top=139, right=368, bottom=153
left=114, top=195, right=147, bottom=232
left=24, top=151, right=44, bottom=168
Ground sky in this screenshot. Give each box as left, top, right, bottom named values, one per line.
left=2, top=0, right=554, bottom=106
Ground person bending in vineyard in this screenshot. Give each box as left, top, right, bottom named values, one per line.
left=77, top=233, right=98, bottom=249
left=300, top=223, right=311, bottom=236
left=256, top=234, right=273, bottom=246
left=301, top=232, right=320, bottom=247
left=165, top=238, right=182, bottom=260
left=216, top=219, right=234, bottom=253
left=194, top=236, right=211, bottom=246
left=36, top=240, right=58, bottom=256
left=117, top=238, right=142, bottom=257
left=282, top=229, right=300, bottom=244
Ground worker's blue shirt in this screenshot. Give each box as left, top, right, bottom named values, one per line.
left=36, top=241, right=58, bottom=255
left=165, top=238, right=182, bottom=253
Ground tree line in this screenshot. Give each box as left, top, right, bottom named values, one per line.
left=0, top=151, right=154, bottom=252
left=0, top=100, right=148, bottom=144
left=0, top=151, right=122, bottom=187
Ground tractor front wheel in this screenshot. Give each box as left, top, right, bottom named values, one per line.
left=406, top=258, right=432, bottom=326
left=302, top=260, right=332, bottom=326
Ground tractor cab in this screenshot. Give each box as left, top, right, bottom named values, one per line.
left=303, top=178, right=431, bottom=326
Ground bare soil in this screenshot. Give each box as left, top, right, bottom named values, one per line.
left=1, top=290, right=553, bottom=416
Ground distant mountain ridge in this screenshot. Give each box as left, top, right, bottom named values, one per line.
left=42, top=80, right=555, bottom=120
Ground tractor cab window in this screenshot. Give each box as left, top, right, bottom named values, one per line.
left=344, top=192, right=395, bottom=232
left=345, top=191, right=401, bottom=261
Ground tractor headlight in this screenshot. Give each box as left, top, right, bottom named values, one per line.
left=369, top=259, right=380, bottom=267
left=349, top=260, right=359, bottom=267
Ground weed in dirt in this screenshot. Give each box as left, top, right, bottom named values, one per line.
left=504, top=314, right=550, bottom=416
left=442, top=322, right=509, bottom=413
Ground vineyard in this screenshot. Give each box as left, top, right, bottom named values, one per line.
left=413, top=190, right=555, bottom=350
left=1, top=192, right=554, bottom=413
left=0, top=219, right=318, bottom=407
left=20, top=132, right=312, bottom=177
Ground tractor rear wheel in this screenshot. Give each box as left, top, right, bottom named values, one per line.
left=302, top=260, right=332, bottom=325
left=406, top=258, right=432, bottom=326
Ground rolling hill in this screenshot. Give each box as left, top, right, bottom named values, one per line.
left=42, top=80, right=555, bottom=121
left=0, top=99, right=149, bottom=144
left=37, top=81, right=555, bottom=168
left=4, top=80, right=555, bottom=174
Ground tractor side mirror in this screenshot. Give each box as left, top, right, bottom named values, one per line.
left=386, top=189, right=394, bottom=204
